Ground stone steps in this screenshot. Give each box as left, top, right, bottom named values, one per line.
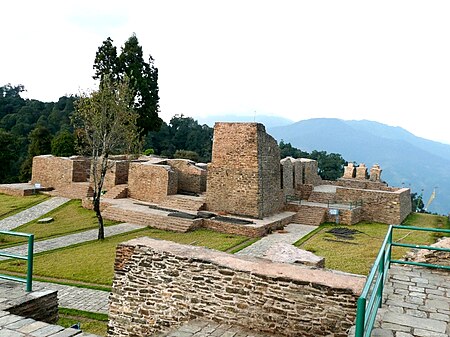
left=49, top=182, right=93, bottom=199
left=103, top=184, right=128, bottom=199
left=102, top=206, right=199, bottom=232
left=159, top=194, right=206, bottom=212
left=291, top=205, right=327, bottom=226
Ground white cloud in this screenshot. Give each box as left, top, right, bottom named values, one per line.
left=2, top=0, right=450, bottom=143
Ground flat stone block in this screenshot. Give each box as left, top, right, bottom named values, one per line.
left=413, top=328, right=449, bottom=337
left=37, top=217, right=54, bottom=224
left=383, top=312, right=447, bottom=333
left=371, top=328, right=394, bottom=336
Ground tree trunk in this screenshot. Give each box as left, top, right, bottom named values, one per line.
left=93, top=193, right=105, bottom=240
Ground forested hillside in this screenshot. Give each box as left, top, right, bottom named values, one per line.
left=0, top=84, right=346, bottom=184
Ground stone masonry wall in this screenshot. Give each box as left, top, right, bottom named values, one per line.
left=102, top=160, right=130, bottom=191
left=335, top=187, right=411, bottom=224
left=258, top=126, right=284, bottom=217
left=31, top=155, right=90, bottom=189
left=167, top=159, right=207, bottom=193
left=108, top=238, right=364, bottom=337
left=206, top=123, right=283, bottom=218
left=128, top=162, right=178, bottom=203
left=281, top=157, right=295, bottom=199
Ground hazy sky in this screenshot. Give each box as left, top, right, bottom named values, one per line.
left=3, top=1, right=450, bottom=144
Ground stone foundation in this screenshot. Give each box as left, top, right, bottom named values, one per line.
left=108, top=238, right=365, bottom=337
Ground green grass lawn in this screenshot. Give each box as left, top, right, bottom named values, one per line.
left=58, top=308, right=108, bottom=336
left=0, top=193, right=48, bottom=220
left=0, top=200, right=118, bottom=247
left=0, top=228, right=254, bottom=286
left=296, top=213, right=449, bottom=276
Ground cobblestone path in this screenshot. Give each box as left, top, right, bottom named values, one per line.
left=0, top=197, right=70, bottom=231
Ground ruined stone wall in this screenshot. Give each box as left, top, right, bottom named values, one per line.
left=294, top=159, right=323, bottom=186
left=335, top=179, right=393, bottom=191
left=206, top=123, right=283, bottom=218
left=108, top=238, right=364, bottom=337
left=281, top=157, right=295, bottom=198
left=335, top=187, right=411, bottom=224
left=128, top=162, right=178, bottom=203
left=324, top=207, right=364, bottom=225
left=31, top=155, right=90, bottom=189
left=102, top=160, right=130, bottom=191
left=166, top=159, right=207, bottom=194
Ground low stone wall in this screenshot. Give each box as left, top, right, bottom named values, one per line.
left=335, top=187, right=411, bottom=224
left=0, top=285, right=59, bottom=324
left=108, top=238, right=365, bottom=337
left=128, top=162, right=178, bottom=203
left=334, top=179, right=393, bottom=191
left=202, top=215, right=293, bottom=238
left=102, top=160, right=130, bottom=191
left=325, top=207, right=364, bottom=225
left=167, top=159, right=207, bottom=193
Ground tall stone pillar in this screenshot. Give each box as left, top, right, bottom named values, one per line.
left=206, top=123, right=284, bottom=219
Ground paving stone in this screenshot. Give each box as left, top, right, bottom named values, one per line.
left=30, top=324, right=64, bottom=336
left=0, top=329, right=25, bottom=337
left=371, top=328, right=394, bottom=336
left=18, top=321, right=48, bottom=333
left=383, top=312, right=447, bottom=333
left=50, top=328, right=86, bottom=336
left=413, top=328, right=449, bottom=337
left=396, top=332, right=413, bottom=337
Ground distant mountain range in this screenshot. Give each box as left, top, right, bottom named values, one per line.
left=268, top=118, right=450, bottom=215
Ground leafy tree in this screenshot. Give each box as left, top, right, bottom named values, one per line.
left=411, top=192, right=425, bottom=213
left=72, top=76, right=140, bottom=240
left=51, top=130, right=75, bottom=157
left=0, top=129, right=19, bottom=183
left=19, top=125, right=53, bottom=181
left=174, top=150, right=200, bottom=162
left=93, top=34, right=161, bottom=136
left=309, top=150, right=345, bottom=180
left=279, top=140, right=309, bottom=158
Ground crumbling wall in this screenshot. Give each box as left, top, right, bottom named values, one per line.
left=294, top=159, right=323, bottom=186
left=166, top=159, right=207, bottom=194
left=281, top=157, right=295, bottom=199
left=102, top=160, right=130, bottom=191
left=128, top=162, right=178, bottom=203
left=335, top=187, right=411, bottom=224
left=206, top=123, right=283, bottom=218
left=31, top=155, right=90, bottom=189
left=108, top=238, right=364, bottom=337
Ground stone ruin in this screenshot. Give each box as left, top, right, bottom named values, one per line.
left=24, top=121, right=411, bottom=231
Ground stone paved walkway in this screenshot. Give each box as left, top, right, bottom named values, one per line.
left=35, top=282, right=109, bottom=314
left=0, top=223, right=145, bottom=259
left=0, top=197, right=70, bottom=231
left=235, top=223, right=317, bottom=257
left=372, top=265, right=450, bottom=337
left=160, top=319, right=275, bottom=337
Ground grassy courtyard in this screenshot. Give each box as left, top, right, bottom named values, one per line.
left=0, top=200, right=118, bottom=247
left=0, top=227, right=255, bottom=286
left=296, top=213, right=449, bottom=275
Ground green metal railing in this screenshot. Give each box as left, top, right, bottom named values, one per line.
left=355, top=225, right=450, bottom=337
left=0, top=231, right=34, bottom=292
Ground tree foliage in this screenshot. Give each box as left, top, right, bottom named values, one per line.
left=72, top=76, right=140, bottom=240
left=146, top=115, right=213, bottom=162
left=0, top=129, right=19, bottom=183
left=93, top=34, right=161, bottom=136
left=20, top=125, right=53, bottom=181
left=51, top=130, right=75, bottom=157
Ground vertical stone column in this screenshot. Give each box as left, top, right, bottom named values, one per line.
left=369, top=164, right=382, bottom=182
left=356, top=163, right=368, bottom=180
left=343, top=163, right=356, bottom=179
left=206, top=123, right=283, bottom=218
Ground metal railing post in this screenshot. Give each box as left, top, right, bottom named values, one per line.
left=26, top=234, right=34, bottom=292
left=355, top=297, right=366, bottom=337
left=378, top=250, right=384, bottom=308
